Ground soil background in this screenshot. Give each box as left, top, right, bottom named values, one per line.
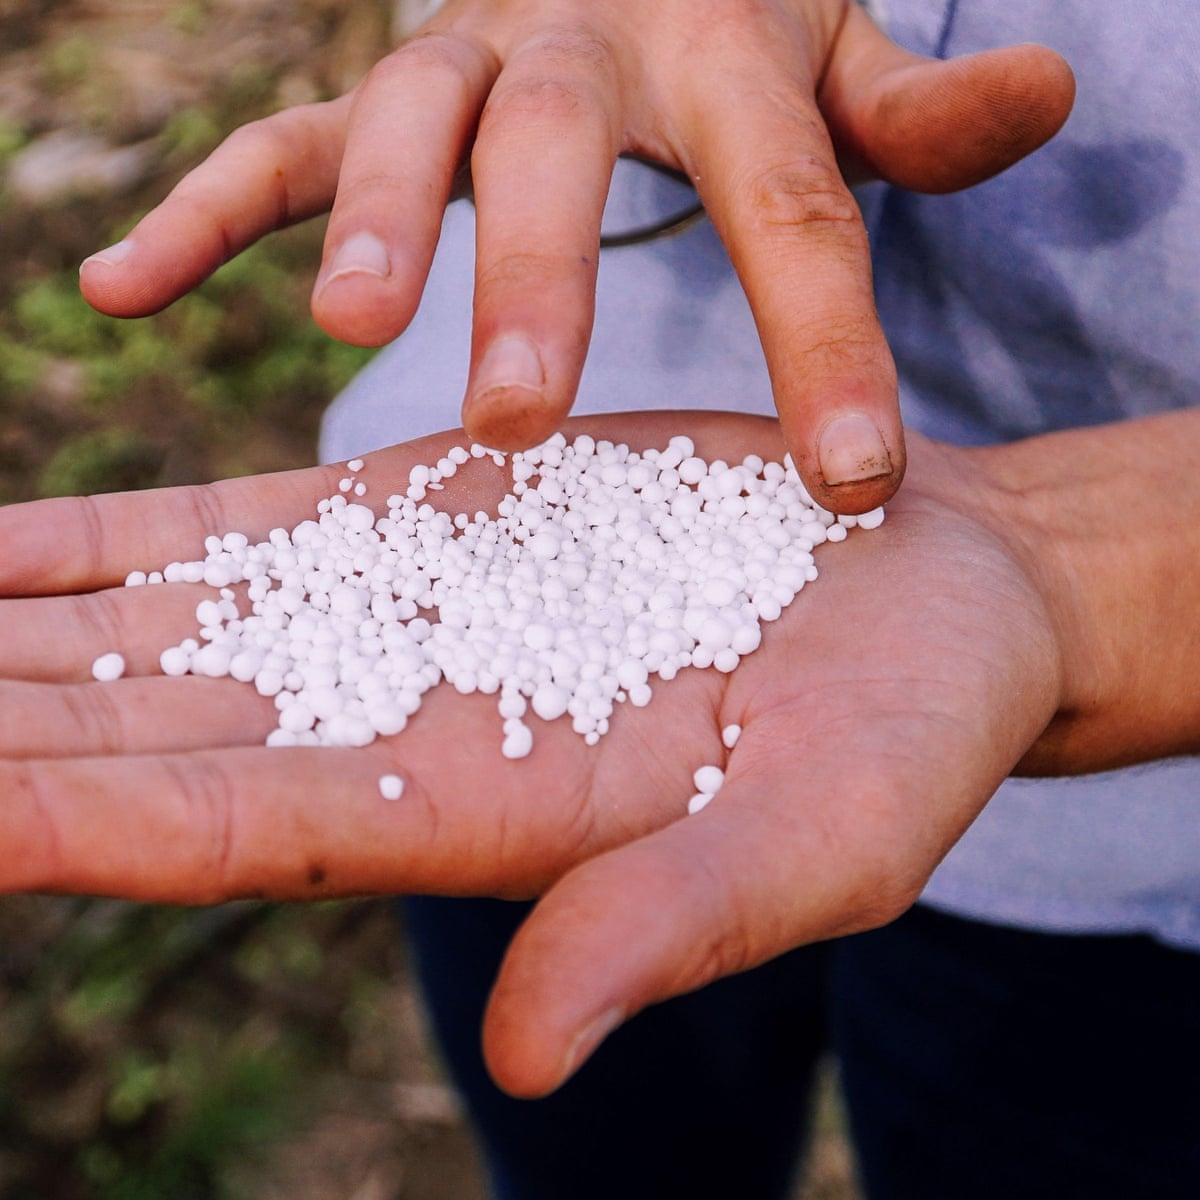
left=0, top=3, right=860, bottom=1197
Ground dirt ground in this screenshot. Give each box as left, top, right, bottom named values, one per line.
left=0, top=2, right=861, bottom=1196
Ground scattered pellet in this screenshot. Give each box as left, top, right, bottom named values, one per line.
left=378, top=773, right=405, bottom=800
left=91, top=652, right=126, bottom=682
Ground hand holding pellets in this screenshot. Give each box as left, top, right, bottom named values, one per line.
left=1, top=410, right=1069, bottom=1096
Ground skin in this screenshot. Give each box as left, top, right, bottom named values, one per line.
left=77, top=0, right=1075, bottom=513
left=4, top=409, right=1198, bottom=1097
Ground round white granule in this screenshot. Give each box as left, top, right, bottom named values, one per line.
left=160, top=646, right=190, bottom=676
left=721, top=723, right=742, bottom=749
left=531, top=683, right=570, bottom=722
left=91, top=652, right=126, bottom=682
left=378, top=773, right=406, bottom=800
left=687, top=792, right=715, bottom=816
left=857, top=506, right=886, bottom=530
left=124, top=571, right=147, bottom=587
left=347, top=458, right=365, bottom=472
left=502, top=721, right=534, bottom=760
left=693, top=764, right=725, bottom=794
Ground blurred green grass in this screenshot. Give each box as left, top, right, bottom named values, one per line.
left=0, top=5, right=478, bottom=1198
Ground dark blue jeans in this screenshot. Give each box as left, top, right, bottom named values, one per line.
left=402, top=898, right=1200, bottom=1200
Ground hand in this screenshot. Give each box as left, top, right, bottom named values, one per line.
left=2, top=410, right=1090, bottom=1098
left=78, top=0, right=1074, bottom=512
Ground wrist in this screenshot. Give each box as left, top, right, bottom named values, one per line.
left=971, top=410, right=1200, bottom=774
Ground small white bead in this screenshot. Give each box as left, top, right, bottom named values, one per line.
left=378, top=773, right=405, bottom=800
left=91, top=652, right=126, bottom=682
left=501, top=721, right=534, bottom=760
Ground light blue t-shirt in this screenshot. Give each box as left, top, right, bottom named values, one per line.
left=321, top=0, right=1200, bottom=950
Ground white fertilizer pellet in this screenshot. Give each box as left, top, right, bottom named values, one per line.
left=91, top=651, right=126, bottom=682
left=378, top=773, right=405, bottom=801
left=721, top=723, right=742, bottom=749
left=687, top=761, right=728, bottom=815
left=125, top=432, right=883, bottom=766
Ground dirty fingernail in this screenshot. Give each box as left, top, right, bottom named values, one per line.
left=471, top=335, right=544, bottom=400
left=818, top=413, right=893, bottom=485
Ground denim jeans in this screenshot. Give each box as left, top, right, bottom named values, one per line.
left=401, top=898, right=1200, bottom=1200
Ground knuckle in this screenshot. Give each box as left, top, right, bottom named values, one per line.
left=379, top=29, right=490, bottom=91
left=527, top=27, right=618, bottom=76
left=740, top=156, right=862, bottom=235
left=792, top=313, right=884, bottom=366
left=687, top=912, right=756, bottom=990
left=479, top=29, right=616, bottom=132
left=62, top=684, right=124, bottom=756
left=475, top=249, right=567, bottom=292
left=481, top=74, right=591, bottom=132
left=166, top=757, right=237, bottom=901
left=811, top=784, right=925, bottom=933
left=184, top=484, right=232, bottom=547
left=74, top=589, right=125, bottom=659
left=9, top=764, right=64, bottom=888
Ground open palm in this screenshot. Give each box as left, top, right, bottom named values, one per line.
left=0, top=410, right=1062, bottom=1093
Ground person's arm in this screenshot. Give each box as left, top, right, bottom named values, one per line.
left=77, top=0, right=1074, bottom=513
left=972, top=408, right=1200, bottom=775
left=2, top=408, right=1197, bottom=1095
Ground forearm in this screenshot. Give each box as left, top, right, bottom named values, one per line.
left=970, top=408, right=1200, bottom=775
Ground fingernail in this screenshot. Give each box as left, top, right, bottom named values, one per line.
left=318, top=231, right=391, bottom=290
left=472, top=336, right=544, bottom=400
left=559, top=1006, right=624, bottom=1084
left=81, top=239, right=133, bottom=270
left=818, top=413, right=893, bottom=485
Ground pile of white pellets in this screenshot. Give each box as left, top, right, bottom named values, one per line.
left=98, top=432, right=882, bottom=810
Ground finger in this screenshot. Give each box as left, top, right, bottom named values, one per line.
left=0, top=466, right=345, bottom=596
left=0, top=678, right=275, bottom=758
left=0, top=584, right=215, bottom=681
left=0, top=665, right=713, bottom=902
left=680, top=32, right=904, bottom=515
left=79, top=97, right=353, bottom=318
left=821, top=5, right=1076, bottom=192
left=0, top=412, right=784, bottom=598
left=0, top=433, right=475, bottom=596
left=459, top=25, right=621, bottom=450
left=311, top=31, right=500, bottom=346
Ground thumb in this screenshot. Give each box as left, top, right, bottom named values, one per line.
left=821, top=4, right=1076, bottom=193
left=479, top=755, right=932, bottom=1098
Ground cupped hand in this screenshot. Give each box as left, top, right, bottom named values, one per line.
left=78, top=0, right=1074, bottom=511
left=0, top=410, right=1068, bottom=1095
